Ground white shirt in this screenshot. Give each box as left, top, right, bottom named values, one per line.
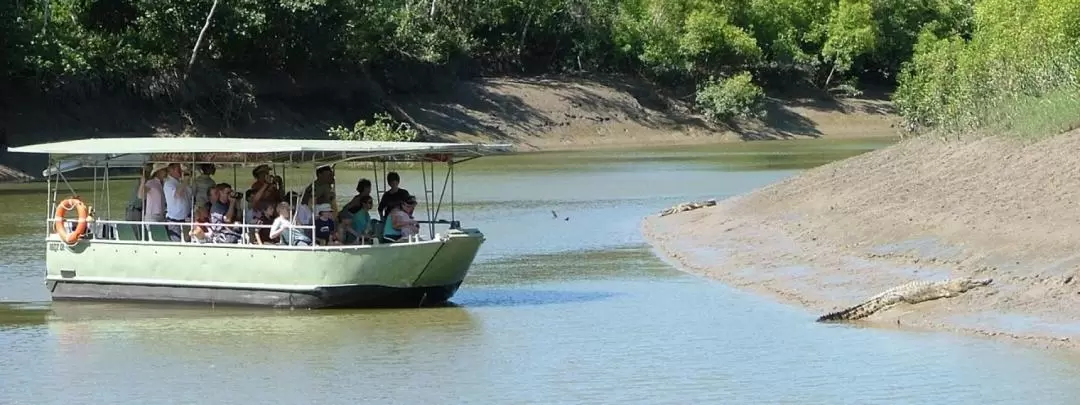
left=163, top=175, right=192, bottom=220
left=295, top=204, right=313, bottom=226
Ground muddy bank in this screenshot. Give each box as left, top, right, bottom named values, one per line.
left=643, top=131, right=1080, bottom=351
left=0, top=74, right=898, bottom=181
left=397, top=76, right=898, bottom=150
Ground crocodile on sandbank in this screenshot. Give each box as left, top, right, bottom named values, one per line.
left=816, top=277, right=993, bottom=322
left=657, top=199, right=717, bottom=217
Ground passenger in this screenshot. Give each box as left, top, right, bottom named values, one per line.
left=192, top=163, right=217, bottom=209
left=302, top=165, right=338, bottom=214
left=269, top=202, right=312, bottom=246
left=294, top=191, right=315, bottom=229
left=138, top=163, right=168, bottom=225
left=206, top=185, right=219, bottom=212
left=188, top=205, right=212, bottom=243
left=340, top=195, right=374, bottom=245
left=382, top=194, right=420, bottom=243
left=378, top=171, right=410, bottom=220
left=209, top=183, right=243, bottom=244
left=250, top=164, right=284, bottom=207
left=163, top=163, right=192, bottom=242
left=341, top=178, right=372, bottom=213
left=250, top=201, right=276, bottom=245
left=313, top=204, right=338, bottom=245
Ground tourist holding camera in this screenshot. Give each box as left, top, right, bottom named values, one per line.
left=250, top=164, right=284, bottom=207
left=209, top=182, right=243, bottom=244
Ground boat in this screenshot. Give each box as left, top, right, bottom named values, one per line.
left=8, top=137, right=512, bottom=308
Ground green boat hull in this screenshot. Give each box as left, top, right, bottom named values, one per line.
left=41, top=228, right=486, bottom=308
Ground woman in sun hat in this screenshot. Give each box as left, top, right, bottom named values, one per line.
left=137, top=162, right=170, bottom=225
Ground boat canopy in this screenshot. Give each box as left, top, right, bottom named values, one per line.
left=8, top=137, right=513, bottom=176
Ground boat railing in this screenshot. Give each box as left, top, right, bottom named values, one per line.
left=46, top=218, right=435, bottom=247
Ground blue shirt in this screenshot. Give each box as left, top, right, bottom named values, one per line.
left=352, top=211, right=371, bottom=236
left=314, top=217, right=335, bottom=241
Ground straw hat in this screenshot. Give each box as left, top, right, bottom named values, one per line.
left=150, top=162, right=170, bottom=176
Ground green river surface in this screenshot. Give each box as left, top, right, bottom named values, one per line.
left=2, top=138, right=1080, bottom=404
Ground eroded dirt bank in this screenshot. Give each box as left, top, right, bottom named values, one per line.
left=643, top=131, right=1080, bottom=351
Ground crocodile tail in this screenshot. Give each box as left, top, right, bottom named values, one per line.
left=816, top=300, right=881, bottom=322
left=816, top=307, right=857, bottom=322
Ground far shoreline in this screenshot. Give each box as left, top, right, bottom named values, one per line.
left=1, top=74, right=901, bottom=183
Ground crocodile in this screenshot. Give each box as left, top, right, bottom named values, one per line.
left=816, top=277, right=993, bottom=322
left=658, top=199, right=717, bottom=217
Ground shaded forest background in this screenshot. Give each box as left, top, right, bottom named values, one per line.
left=1, top=0, right=1078, bottom=141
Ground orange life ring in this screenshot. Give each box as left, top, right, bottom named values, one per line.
left=54, top=197, right=89, bottom=244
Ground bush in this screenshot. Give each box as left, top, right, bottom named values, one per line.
left=893, top=0, right=1080, bottom=138
left=694, top=72, right=766, bottom=122
left=327, top=113, right=420, bottom=142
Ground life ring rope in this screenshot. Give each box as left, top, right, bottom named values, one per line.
left=54, top=197, right=89, bottom=245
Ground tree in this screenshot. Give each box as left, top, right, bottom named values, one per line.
left=821, top=0, right=877, bottom=88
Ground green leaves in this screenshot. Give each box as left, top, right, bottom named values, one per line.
left=822, top=0, right=876, bottom=76
left=894, top=0, right=1080, bottom=137
left=695, top=71, right=766, bottom=122
left=327, top=113, right=421, bottom=142
left=0, top=0, right=995, bottom=120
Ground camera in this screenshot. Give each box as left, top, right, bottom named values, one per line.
left=229, top=191, right=243, bottom=200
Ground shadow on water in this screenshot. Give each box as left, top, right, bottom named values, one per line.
left=32, top=301, right=486, bottom=352
left=451, top=288, right=620, bottom=308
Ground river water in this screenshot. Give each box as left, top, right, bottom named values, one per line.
left=2, top=138, right=1079, bottom=404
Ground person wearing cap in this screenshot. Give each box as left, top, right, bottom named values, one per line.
left=382, top=193, right=419, bottom=243
left=137, top=163, right=169, bottom=226
left=250, top=164, right=283, bottom=208
left=313, top=203, right=338, bottom=245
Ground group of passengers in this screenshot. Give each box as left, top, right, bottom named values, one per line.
left=134, top=162, right=421, bottom=246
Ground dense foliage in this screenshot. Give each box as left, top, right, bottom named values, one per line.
left=17, top=0, right=1075, bottom=137
left=893, top=0, right=1080, bottom=136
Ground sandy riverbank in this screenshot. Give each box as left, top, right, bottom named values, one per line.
left=0, top=74, right=899, bottom=182
left=643, top=131, right=1080, bottom=351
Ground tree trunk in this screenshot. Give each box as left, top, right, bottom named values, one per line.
left=429, top=0, right=436, bottom=17
left=186, top=0, right=220, bottom=77
left=823, top=62, right=838, bottom=89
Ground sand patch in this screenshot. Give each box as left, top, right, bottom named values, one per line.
left=643, top=132, right=1080, bottom=351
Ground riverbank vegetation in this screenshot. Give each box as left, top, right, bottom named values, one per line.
left=893, top=0, right=1080, bottom=138
left=3, top=0, right=973, bottom=137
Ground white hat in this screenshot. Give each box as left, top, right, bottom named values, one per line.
left=315, top=203, right=333, bottom=213
left=150, top=162, right=170, bottom=175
